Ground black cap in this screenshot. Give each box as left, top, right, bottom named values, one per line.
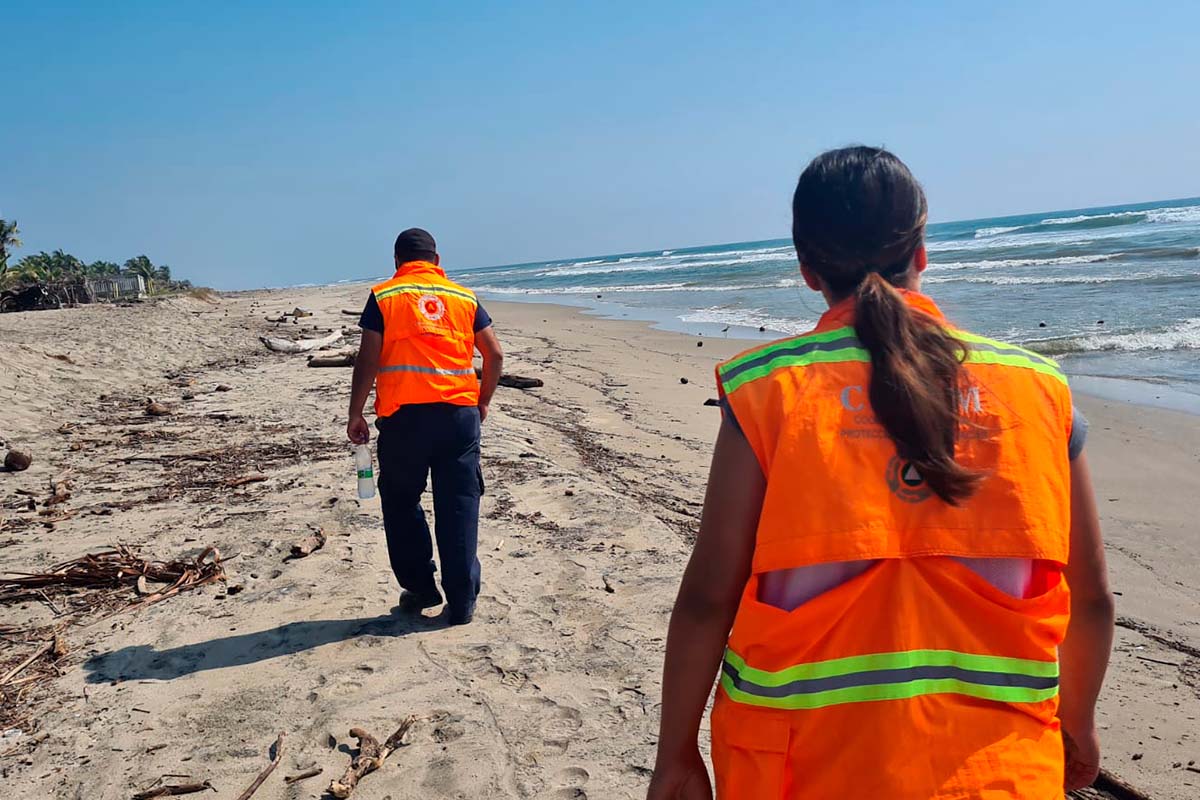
left=394, top=228, right=437, bottom=262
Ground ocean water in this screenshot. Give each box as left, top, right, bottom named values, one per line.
left=455, top=197, right=1200, bottom=403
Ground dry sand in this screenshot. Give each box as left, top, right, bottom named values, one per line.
left=0, top=287, right=1197, bottom=799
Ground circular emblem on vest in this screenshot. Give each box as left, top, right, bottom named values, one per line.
left=418, top=294, right=447, bottom=322
left=885, top=456, right=932, bottom=503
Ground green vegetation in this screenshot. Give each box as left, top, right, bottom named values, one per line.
left=0, top=218, right=191, bottom=296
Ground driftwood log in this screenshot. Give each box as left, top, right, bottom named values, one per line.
left=284, top=767, right=322, bottom=784
left=308, top=352, right=356, bottom=368
left=260, top=330, right=343, bottom=354
left=329, top=716, right=418, bottom=798
left=1067, top=768, right=1156, bottom=800
left=131, top=781, right=214, bottom=799
left=233, top=732, right=284, bottom=800
left=472, top=368, right=544, bottom=390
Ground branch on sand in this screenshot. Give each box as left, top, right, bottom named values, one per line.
left=307, top=352, right=356, bottom=368
left=1068, top=768, right=1156, bottom=800
left=131, top=781, right=214, bottom=799
left=0, top=544, right=226, bottom=617
left=259, top=330, right=343, bottom=354
left=472, top=367, right=544, bottom=389
left=233, top=732, right=284, bottom=800
left=329, top=716, right=418, bottom=798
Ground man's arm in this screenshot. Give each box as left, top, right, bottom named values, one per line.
left=347, top=329, right=383, bottom=443
left=475, top=325, right=503, bottom=422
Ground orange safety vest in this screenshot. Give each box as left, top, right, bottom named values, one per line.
left=371, top=261, right=480, bottom=417
left=711, top=292, right=1073, bottom=800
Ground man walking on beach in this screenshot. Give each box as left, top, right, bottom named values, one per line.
left=347, top=228, right=503, bottom=626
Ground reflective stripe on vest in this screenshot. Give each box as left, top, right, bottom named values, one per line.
left=374, top=283, right=478, bottom=305
left=720, top=647, right=1059, bottom=710
left=718, top=326, right=1067, bottom=396
left=379, top=364, right=476, bottom=376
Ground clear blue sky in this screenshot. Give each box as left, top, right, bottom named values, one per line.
left=4, top=1, right=1198, bottom=290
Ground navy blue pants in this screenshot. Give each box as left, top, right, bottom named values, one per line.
left=376, top=403, right=483, bottom=613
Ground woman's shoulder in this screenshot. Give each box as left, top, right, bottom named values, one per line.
left=717, top=323, right=861, bottom=395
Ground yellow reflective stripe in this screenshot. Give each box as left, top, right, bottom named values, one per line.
left=720, top=647, right=1059, bottom=710
left=374, top=283, right=477, bottom=305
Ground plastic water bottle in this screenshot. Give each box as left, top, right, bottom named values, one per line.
left=354, top=444, right=376, bottom=499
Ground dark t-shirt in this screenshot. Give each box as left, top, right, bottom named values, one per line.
left=358, top=292, right=492, bottom=335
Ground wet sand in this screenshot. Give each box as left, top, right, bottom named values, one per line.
left=0, top=288, right=1196, bottom=798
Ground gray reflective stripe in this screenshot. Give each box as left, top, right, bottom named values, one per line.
left=964, top=338, right=1060, bottom=369
left=721, top=660, right=1058, bottom=699
left=720, top=334, right=863, bottom=385
left=720, top=331, right=1064, bottom=389
left=379, top=364, right=475, bottom=376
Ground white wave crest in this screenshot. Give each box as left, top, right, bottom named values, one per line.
left=925, top=271, right=1164, bottom=286
left=679, top=306, right=815, bottom=335
left=1050, top=318, right=1200, bottom=353
left=475, top=283, right=689, bottom=295
left=929, top=254, right=1124, bottom=272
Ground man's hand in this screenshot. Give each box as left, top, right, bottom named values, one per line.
left=347, top=414, right=371, bottom=444
left=647, top=749, right=713, bottom=800
left=479, top=403, right=489, bottom=424
left=1063, top=725, right=1101, bottom=791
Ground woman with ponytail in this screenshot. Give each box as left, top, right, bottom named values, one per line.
left=648, top=147, right=1114, bottom=799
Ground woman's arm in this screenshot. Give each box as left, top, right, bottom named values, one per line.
left=1058, top=452, right=1115, bottom=791
left=648, top=419, right=766, bottom=799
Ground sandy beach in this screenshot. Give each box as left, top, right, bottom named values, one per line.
left=1, top=287, right=1197, bottom=799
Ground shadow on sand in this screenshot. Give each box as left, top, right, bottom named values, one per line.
left=83, top=610, right=442, bottom=684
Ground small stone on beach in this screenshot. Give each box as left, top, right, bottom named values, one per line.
left=145, top=401, right=172, bottom=417
left=4, top=450, right=33, bottom=472
left=680, top=377, right=689, bottom=384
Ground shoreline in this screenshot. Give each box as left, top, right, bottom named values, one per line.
left=482, top=294, right=1200, bottom=415
left=1, top=287, right=1197, bottom=798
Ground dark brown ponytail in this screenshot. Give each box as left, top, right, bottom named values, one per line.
left=792, top=146, right=982, bottom=505
left=855, top=272, right=982, bottom=504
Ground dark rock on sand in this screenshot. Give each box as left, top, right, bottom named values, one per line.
left=4, top=449, right=33, bottom=472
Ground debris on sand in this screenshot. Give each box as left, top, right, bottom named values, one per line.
left=0, top=628, right=69, bottom=741
left=145, top=400, right=173, bottom=417
left=308, top=352, right=356, bottom=368
left=131, top=780, right=215, bottom=799
left=260, top=330, right=343, bottom=354
left=3, top=449, right=32, bottom=472
left=329, top=717, right=418, bottom=798
left=232, top=732, right=284, bottom=800
left=286, top=527, right=327, bottom=560
left=499, top=374, right=544, bottom=390
left=0, top=544, right=226, bottom=616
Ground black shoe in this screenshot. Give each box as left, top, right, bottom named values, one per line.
left=447, top=604, right=475, bottom=626
left=397, top=590, right=443, bottom=614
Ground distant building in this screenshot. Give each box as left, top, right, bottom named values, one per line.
left=87, top=274, right=147, bottom=300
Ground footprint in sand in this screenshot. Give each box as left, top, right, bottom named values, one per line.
left=552, top=765, right=590, bottom=799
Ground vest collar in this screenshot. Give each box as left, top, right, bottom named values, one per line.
left=818, top=289, right=946, bottom=330
left=394, top=260, right=446, bottom=279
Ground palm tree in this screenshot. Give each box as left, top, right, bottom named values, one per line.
left=48, top=249, right=84, bottom=278
left=11, top=252, right=54, bottom=282
left=0, top=219, right=21, bottom=276
left=123, top=255, right=156, bottom=293
left=154, top=264, right=172, bottom=286
left=87, top=260, right=122, bottom=277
